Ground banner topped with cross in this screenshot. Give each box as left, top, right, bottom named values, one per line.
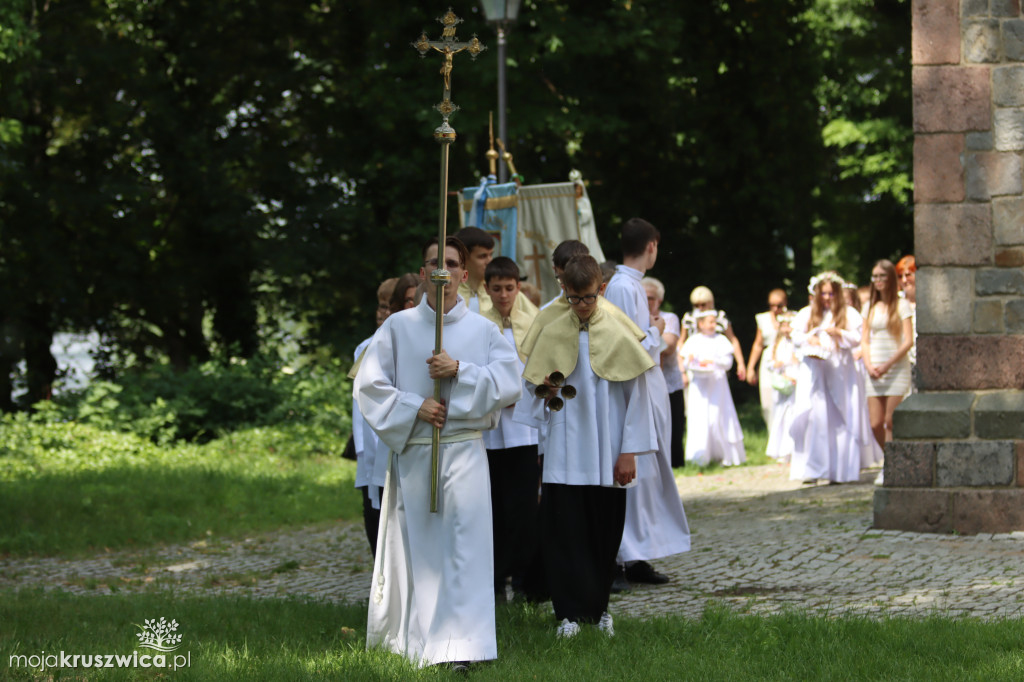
left=460, top=181, right=603, bottom=304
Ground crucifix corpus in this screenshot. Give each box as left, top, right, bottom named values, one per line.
left=412, top=8, right=485, bottom=513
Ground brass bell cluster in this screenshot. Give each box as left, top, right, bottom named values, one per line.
left=534, top=371, right=577, bottom=412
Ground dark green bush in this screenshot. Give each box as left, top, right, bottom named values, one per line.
left=43, top=356, right=352, bottom=445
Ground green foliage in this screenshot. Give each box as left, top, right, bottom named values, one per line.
left=0, top=0, right=914, bottom=404
left=807, top=0, right=913, bottom=282
left=43, top=357, right=351, bottom=445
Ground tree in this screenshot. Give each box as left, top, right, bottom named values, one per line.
left=0, top=0, right=913, bottom=408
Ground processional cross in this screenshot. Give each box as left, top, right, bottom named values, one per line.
left=412, top=8, right=485, bottom=513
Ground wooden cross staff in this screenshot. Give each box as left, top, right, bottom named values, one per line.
left=412, top=8, right=485, bottom=513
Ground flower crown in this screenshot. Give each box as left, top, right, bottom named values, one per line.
left=694, top=309, right=719, bottom=320
left=807, top=271, right=846, bottom=295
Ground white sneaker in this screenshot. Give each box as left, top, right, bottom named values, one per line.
left=556, top=618, right=580, bottom=639
left=597, top=612, right=614, bottom=637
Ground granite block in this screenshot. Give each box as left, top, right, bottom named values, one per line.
left=916, top=267, right=974, bottom=334
left=892, top=391, right=976, bottom=439
left=915, top=0, right=963, bottom=64
left=974, top=392, right=1024, bottom=438
left=964, top=19, right=1001, bottom=62
left=994, top=196, right=1024, bottom=245
left=936, top=440, right=1015, bottom=486
left=913, top=66, right=991, bottom=133
left=994, top=107, right=1024, bottom=151
left=952, top=489, right=1024, bottom=534
left=974, top=299, right=1004, bottom=332
left=873, top=488, right=953, bottom=533
left=915, top=135, right=966, bottom=202
left=914, top=204, right=992, bottom=266
left=993, top=66, right=1024, bottom=107
left=884, top=441, right=936, bottom=487
left=916, top=335, right=1024, bottom=390
left=976, top=267, right=1024, bottom=295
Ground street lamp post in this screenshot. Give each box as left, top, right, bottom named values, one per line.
left=480, top=0, right=521, bottom=183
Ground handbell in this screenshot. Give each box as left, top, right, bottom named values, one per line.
left=548, top=396, right=564, bottom=412
left=560, top=384, right=577, bottom=400
left=535, top=384, right=552, bottom=399
left=548, top=371, right=565, bottom=387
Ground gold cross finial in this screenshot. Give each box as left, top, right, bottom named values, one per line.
left=412, top=8, right=487, bottom=139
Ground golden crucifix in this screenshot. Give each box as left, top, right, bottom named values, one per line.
left=412, top=8, right=485, bottom=513
left=413, top=9, right=485, bottom=136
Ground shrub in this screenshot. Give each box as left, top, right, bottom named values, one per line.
left=43, top=356, right=352, bottom=445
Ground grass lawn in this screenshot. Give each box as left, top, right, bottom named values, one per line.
left=0, top=420, right=360, bottom=557
left=1, top=395, right=770, bottom=559
left=4, top=398, right=1023, bottom=679
left=2, top=590, right=1024, bottom=680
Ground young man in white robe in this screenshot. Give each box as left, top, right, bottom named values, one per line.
left=514, top=255, right=656, bottom=638
left=603, top=218, right=691, bottom=587
left=454, top=226, right=494, bottom=313
left=480, top=256, right=543, bottom=602
left=351, top=277, right=398, bottom=556
left=354, top=237, right=522, bottom=668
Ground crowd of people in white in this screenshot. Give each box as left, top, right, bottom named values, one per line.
left=645, top=255, right=917, bottom=485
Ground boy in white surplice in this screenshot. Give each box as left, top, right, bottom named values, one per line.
left=514, top=255, right=657, bottom=639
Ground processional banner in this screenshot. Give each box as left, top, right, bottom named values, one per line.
left=460, top=181, right=604, bottom=303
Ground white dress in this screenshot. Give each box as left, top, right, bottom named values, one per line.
left=765, top=335, right=798, bottom=461
left=680, top=333, right=746, bottom=467
left=754, top=311, right=779, bottom=425
left=605, top=265, right=691, bottom=562
left=862, top=298, right=913, bottom=397
left=355, top=297, right=522, bottom=666
left=788, top=306, right=881, bottom=483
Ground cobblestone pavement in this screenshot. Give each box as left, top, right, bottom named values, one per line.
left=3, top=462, right=1023, bottom=621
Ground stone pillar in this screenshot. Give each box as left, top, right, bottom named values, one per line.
left=874, top=0, right=1024, bottom=534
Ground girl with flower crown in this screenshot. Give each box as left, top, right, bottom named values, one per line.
left=679, top=310, right=745, bottom=467
left=788, top=272, right=881, bottom=484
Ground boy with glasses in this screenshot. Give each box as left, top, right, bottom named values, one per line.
left=515, top=255, right=656, bottom=638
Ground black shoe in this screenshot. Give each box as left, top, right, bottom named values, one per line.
left=624, top=560, right=670, bottom=585
left=610, top=565, right=631, bottom=593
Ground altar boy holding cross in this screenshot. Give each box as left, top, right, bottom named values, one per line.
left=355, top=237, right=521, bottom=667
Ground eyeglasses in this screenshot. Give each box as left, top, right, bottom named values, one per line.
left=870, top=274, right=887, bottom=281
left=565, top=293, right=598, bottom=305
